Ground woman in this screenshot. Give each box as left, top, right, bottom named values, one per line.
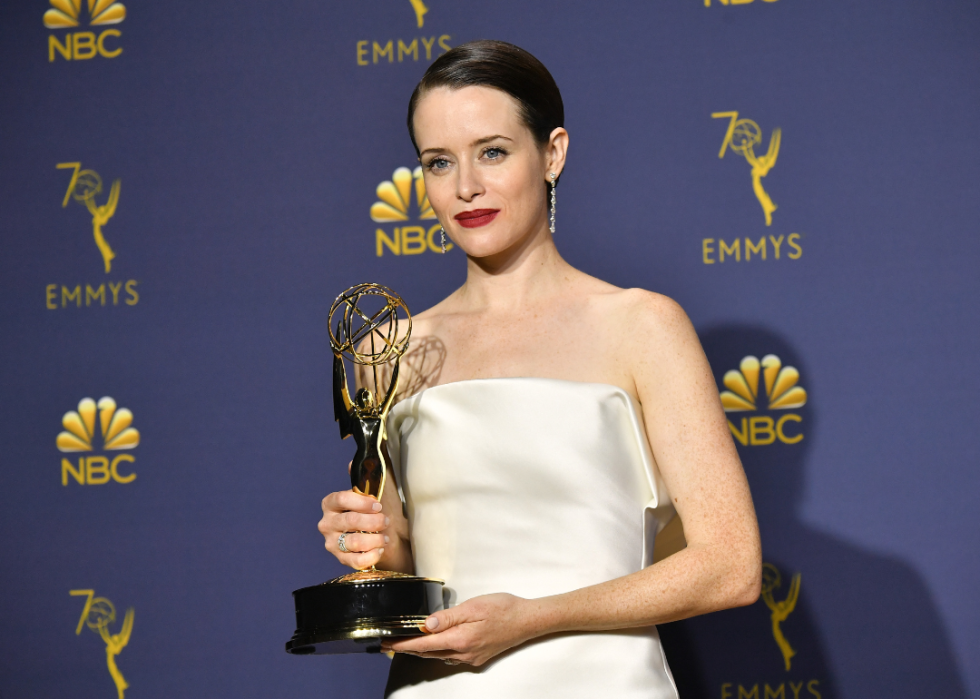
left=318, top=40, right=761, bottom=697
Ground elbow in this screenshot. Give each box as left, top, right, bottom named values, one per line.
left=726, top=522, right=763, bottom=608
left=728, top=550, right=762, bottom=608
left=734, top=564, right=762, bottom=608
left=706, top=540, right=761, bottom=610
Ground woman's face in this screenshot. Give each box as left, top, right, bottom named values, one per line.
left=412, top=86, right=561, bottom=259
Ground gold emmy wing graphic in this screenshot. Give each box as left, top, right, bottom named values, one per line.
left=370, top=166, right=437, bottom=223
left=409, top=0, right=428, bottom=28
left=712, top=111, right=782, bottom=226
left=70, top=589, right=134, bottom=699
left=56, top=397, right=140, bottom=452
left=44, top=0, right=126, bottom=28
left=761, top=563, right=801, bottom=671
left=719, top=355, right=807, bottom=412
left=57, top=162, right=121, bottom=273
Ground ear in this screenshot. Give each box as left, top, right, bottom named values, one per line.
left=544, top=127, right=569, bottom=181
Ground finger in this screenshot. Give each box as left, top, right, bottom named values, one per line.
left=350, top=548, right=384, bottom=569
left=384, top=628, right=465, bottom=654
left=323, top=490, right=383, bottom=515
left=317, top=512, right=388, bottom=546
left=330, top=546, right=384, bottom=570
left=387, top=648, right=466, bottom=664
left=337, top=532, right=388, bottom=554
left=323, top=529, right=383, bottom=556
left=339, top=511, right=388, bottom=533
left=421, top=604, right=472, bottom=633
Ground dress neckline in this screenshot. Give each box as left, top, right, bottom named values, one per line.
left=394, top=376, right=640, bottom=410
left=386, top=376, right=672, bottom=543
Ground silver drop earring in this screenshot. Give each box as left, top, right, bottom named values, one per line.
left=549, top=172, right=557, bottom=235
left=440, top=226, right=447, bottom=254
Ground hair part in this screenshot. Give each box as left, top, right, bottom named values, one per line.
left=407, top=40, right=565, bottom=163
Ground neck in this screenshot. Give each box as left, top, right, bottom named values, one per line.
left=457, top=220, right=570, bottom=312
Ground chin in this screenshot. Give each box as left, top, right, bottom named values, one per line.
left=449, top=230, right=502, bottom=257
left=454, top=236, right=518, bottom=259
left=450, top=222, right=531, bottom=259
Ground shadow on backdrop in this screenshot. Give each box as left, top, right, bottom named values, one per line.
left=658, top=325, right=966, bottom=699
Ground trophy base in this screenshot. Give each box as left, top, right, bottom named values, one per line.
left=286, top=569, right=445, bottom=655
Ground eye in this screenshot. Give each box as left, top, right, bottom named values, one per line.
left=426, top=157, right=451, bottom=172
left=483, top=147, right=506, bottom=160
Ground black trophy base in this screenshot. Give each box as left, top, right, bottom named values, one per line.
left=286, top=570, right=445, bottom=655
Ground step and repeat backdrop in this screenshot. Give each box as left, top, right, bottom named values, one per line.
left=1, top=1, right=978, bottom=697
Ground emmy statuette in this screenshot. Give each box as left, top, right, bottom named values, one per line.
left=286, top=283, right=444, bottom=655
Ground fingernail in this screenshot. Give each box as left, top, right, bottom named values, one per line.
left=384, top=535, right=390, bottom=544
left=385, top=517, right=390, bottom=526
left=372, top=502, right=382, bottom=512
left=378, top=548, right=384, bottom=555
left=425, top=616, right=439, bottom=631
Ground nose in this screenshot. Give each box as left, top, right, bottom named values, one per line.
left=455, top=161, right=484, bottom=203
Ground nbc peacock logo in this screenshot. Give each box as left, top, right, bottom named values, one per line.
left=719, top=355, right=806, bottom=445
left=44, top=0, right=125, bottom=27
left=371, top=166, right=451, bottom=257
left=45, top=0, right=126, bottom=62
left=57, top=397, right=140, bottom=485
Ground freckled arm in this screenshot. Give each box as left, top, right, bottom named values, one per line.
left=520, top=296, right=762, bottom=636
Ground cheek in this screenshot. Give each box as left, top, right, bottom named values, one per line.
left=423, top=176, right=454, bottom=212
left=425, top=175, right=456, bottom=204
left=494, top=169, right=541, bottom=216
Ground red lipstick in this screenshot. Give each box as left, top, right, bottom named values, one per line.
left=454, top=209, right=500, bottom=228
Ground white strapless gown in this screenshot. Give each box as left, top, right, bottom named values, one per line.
left=384, top=378, right=678, bottom=698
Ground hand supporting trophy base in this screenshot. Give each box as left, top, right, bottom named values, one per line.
left=286, top=284, right=444, bottom=655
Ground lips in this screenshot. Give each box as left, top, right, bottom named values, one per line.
left=454, top=209, right=500, bottom=228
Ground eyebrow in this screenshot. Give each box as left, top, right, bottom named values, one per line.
left=420, top=134, right=514, bottom=158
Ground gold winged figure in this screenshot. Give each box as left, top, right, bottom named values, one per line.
left=743, top=127, right=781, bottom=227
left=334, top=345, right=400, bottom=499
left=409, top=0, right=428, bottom=28
left=712, top=112, right=782, bottom=226
left=761, top=563, right=801, bottom=671
left=99, top=607, right=134, bottom=699
left=85, top=179, right=121, bottom=273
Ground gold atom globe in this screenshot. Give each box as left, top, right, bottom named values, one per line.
left=72, top=170, right=103, bottom=202
left=731, top=119, right=762, bottom=154
left=328, top=283, right=411, bottom=367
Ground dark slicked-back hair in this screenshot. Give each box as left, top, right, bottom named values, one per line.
left=407, top=40, right=564, bottom=158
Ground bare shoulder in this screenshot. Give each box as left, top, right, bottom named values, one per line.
left=603, top=288, right=704, bottom=387
left=572, top=276, right=699, bottom=377
left=569, top=269, right=679, bottom=316
left=604, top=287, right=693, bottom=341
left=558, top=271, right=696, bottom=364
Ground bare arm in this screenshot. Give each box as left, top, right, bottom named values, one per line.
left=527, top=293, right=761, bottom=631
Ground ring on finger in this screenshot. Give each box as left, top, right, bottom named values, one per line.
left=338, top=532, right=350, bottom=553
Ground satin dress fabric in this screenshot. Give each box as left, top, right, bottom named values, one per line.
left=383, top=378, right=679, bottom=699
